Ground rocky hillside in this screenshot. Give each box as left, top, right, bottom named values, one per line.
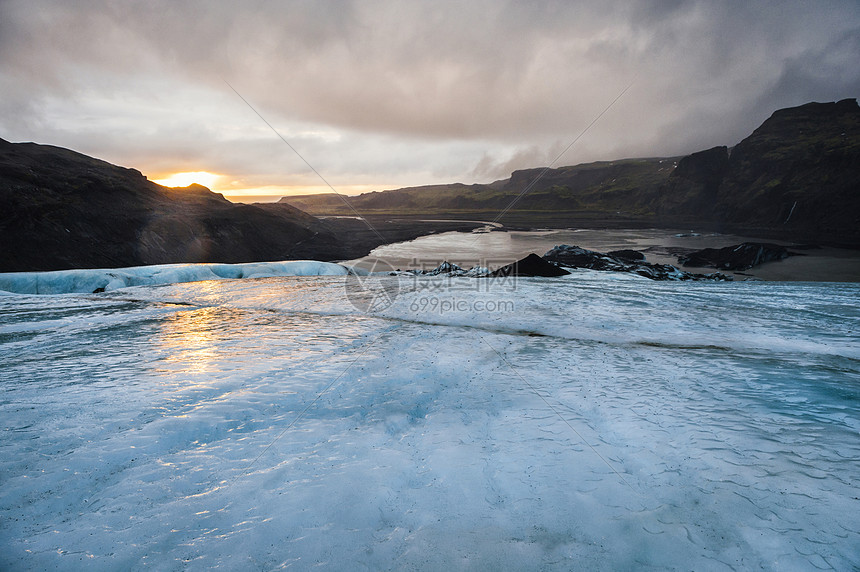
left=285, top=99, right=860, bottom=244
left=284, top=158, right=679, bottom=217
left=0, top=138, right=345, bottom=272
left=712, top=99, right=859, bottom=241
left=657, top=99, right=860, bottom=242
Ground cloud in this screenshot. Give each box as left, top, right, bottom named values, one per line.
left=1, top=0, right=858, bottom=193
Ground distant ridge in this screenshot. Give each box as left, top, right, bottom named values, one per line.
left=283, top=99, right=860, bottom=245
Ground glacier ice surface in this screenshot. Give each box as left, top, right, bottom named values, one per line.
left=0, top=268, right=858, bottom=570
left=0, top=260, right=351, bottom=295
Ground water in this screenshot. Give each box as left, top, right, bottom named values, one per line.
left=1, top=269, right=858, bottom=570
left=349, top=228, right=860, bottom=281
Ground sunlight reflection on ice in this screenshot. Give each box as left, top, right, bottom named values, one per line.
left=159, top=307, right=223, bottom=375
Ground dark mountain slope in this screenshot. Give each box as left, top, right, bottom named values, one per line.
left=0, top=139, right=344, bottom=272
left=283, top=157, right=679, bottom=217
left=716, top=99, right=860, bottom=241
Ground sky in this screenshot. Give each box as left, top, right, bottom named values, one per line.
left=1, top=1, right=858, bottom=202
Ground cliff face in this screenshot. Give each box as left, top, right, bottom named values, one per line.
left=656, top=99, right=860, bottom=241
left=714, top=99, right=860, bottom=240
left=657, top=146, right=730, bottom=215
left=0, top=139, right=343, bottom=272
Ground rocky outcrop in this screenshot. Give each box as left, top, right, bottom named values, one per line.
left=678, top=242, right=799, bottom=270
left=417, top=261, right=472, bottom=276
left=392, top=261, right=488, bottom=277
left=490, top=253, right=570, bottom=277
left=390, top=247, right=731, bottom=281
left=543, top=245, right=731, bottom=281
left=607, top=249, right=646, bottom=262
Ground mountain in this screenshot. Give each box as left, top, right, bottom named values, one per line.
left=283, top=99, right=860, bottom=244
left=656, top=99, right=860, bottom=242
left=284, top=158, right=679, bottom=217
left=0, top=138, right=346, bottom=272
left=706, top=99, right=859, bottom=240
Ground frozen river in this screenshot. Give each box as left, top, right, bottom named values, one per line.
left=1, top=265, right=859, bottom=569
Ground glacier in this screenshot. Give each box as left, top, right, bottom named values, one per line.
left=0, top=260, right=352, bottom=295
left=0, top=267, right=858, bottom=570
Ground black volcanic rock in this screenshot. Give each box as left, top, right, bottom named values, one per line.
left=419, top=261, right=465, bottom=275
left=543, top=245, right=731, bottom=281
left=542, top=245, right=631, bottom=272
left=490, top=253, right=570, bottom=277
left=398, top=249, right=730, bottom=281
left=607, top=249, right=646, bottom=261
left=678, top=242, right=799, bottom=270
left=0, top=138, right=346, bottom=272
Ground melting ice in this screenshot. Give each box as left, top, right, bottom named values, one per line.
left=0, top=267, right=858, bottom=570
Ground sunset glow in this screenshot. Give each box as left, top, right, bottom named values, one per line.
left=149, top=173, right=390, bottom=202
left=153, top=171, right=221, bottom=189
left=220, top=183, right=404, bottom=203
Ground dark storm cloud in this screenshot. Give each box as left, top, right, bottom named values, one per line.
left=1, top=0, right=858, bottom=186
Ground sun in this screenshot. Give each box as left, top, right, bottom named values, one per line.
left=153, top=171, right=221, bottom=189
